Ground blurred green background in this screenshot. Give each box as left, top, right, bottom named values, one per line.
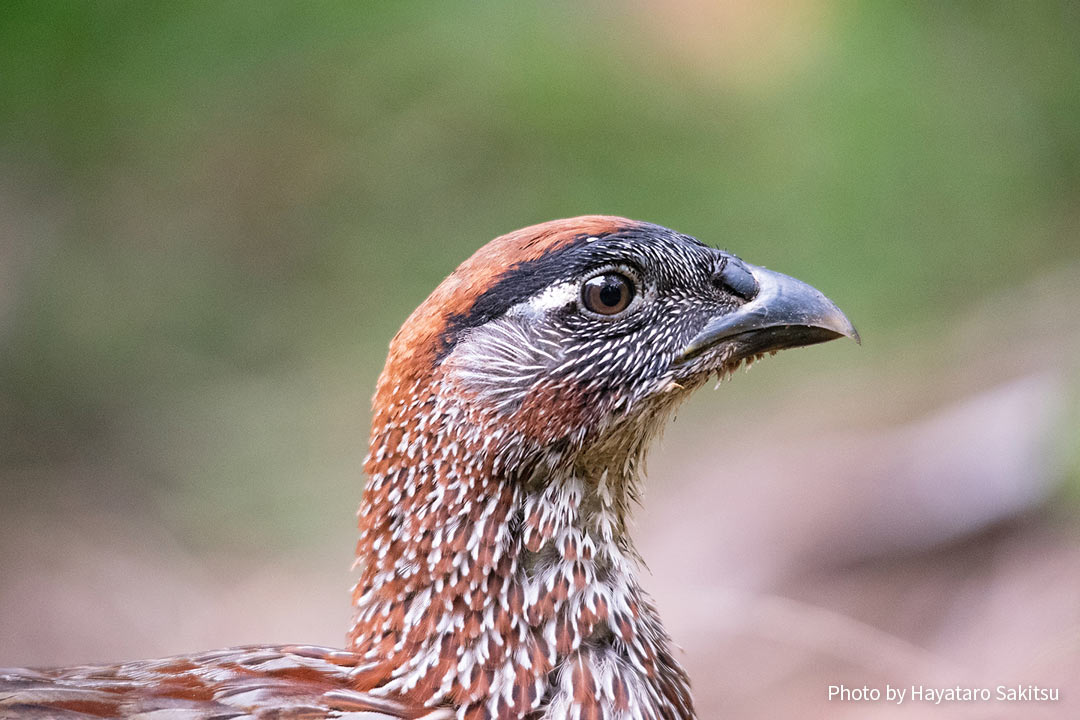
left=2, top=2, right=1079, bottom=717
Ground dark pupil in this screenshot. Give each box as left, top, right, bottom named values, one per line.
left=598, top=278, right=624, bottom=307
left=583, top=273, right=632, bottom=315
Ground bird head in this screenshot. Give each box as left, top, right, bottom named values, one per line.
left=354, top=217, right=857, bottom=716
left=370, top=216, right=857, bottom=473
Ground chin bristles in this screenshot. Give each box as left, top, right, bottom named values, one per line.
left=712, top=363, right=737, bottom=389
left=712, top=353, right=768, bottom=390
left=744, top=352, right=767, bottom=371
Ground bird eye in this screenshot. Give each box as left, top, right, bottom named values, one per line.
left=581, top=273, right=635, bottom=316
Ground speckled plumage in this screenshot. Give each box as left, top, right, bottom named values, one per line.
left=1, top=217, right=855, bottom=720
left=345, top=218, right=713, bottom=720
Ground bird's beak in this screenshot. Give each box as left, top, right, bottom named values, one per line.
left=678, top=262, right=859, bottom=363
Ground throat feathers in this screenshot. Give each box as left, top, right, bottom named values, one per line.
left=348, top=216, right=857, bottom=720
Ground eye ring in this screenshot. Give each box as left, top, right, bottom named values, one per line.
left=580, top=272, right=636, bottom=317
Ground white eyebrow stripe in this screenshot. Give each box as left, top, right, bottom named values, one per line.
left=514, top=281, right=579, bottom=316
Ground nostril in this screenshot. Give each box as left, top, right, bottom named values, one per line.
left=713, top=256, right=759, bottom=301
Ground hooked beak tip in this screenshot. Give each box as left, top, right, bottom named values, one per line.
left=680, top=262, right=859, bottom=362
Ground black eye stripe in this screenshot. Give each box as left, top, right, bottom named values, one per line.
left=436, top=224, right=715, bottom=361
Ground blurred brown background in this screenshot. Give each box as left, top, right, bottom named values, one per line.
left=1, top=2, right=1079, bottom=718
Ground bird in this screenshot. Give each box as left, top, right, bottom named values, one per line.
left=1, top=216, right=857, bottom=720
